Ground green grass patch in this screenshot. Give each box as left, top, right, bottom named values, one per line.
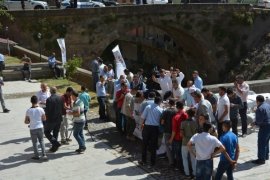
left=5, top=56, right=21, bottom=65
left=39, top=78, right=98, bottom=109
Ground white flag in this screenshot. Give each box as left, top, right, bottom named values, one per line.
left=112, top=45, right=126, bottom=79
left=57, top=38, right=67, bottom=77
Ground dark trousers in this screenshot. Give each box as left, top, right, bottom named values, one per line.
left=239, top=102, right=247, bottom=135
left=142, top=125, right=159, bottom=165
left=92, top=73, right=99, bottom=91
left=44, top=122, right=61, bottom=147
left=217, top=122, right=223, bottom=139
left=21, top=67, right=31, bottom=80
left=172, top=140, right=183, bottom=170
left=126, top=116, right=135, bottom=136
left=116, top=107, right=126, bottom=133
left=231, top=118, right=238, bottom=136
left=196, top=159, right=213, bottom=180
left=142, top=0, right=147, bottom=4
left=49, top=65, right=61, bottom=78
left=97, top=96, right=106, bottom=120
left=258, top=125, right=270, bottom=160
left=215, top=160, right=234, bottom=180
left=114, top=102, right=120, bottom=130
left=84, top=109, right=88, bottom=127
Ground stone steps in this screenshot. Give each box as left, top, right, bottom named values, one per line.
left=2, top=63, right=54, bottom=81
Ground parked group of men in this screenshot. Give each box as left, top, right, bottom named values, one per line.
left=91, top=55, right=270, bottom=179
left=24, top=83, right=90, bottom=160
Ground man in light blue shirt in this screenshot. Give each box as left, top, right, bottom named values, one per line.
left=182, top=81, right=196, bottom=107
left=140, top=96, right=163, bottom=167
left=96, top=76, right=107, bottom=120
left=140, top=91, right=156, bottom=114
left=79, top=86, right=91, bottom=128
left=193, top=70, right=203, bottom=90
left=0, top=53, right=5, bottom=76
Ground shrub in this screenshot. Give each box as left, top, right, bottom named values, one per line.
left=64, top=57, right=82, bottom=78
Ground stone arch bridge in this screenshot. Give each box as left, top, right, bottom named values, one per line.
left=3, top=4, right=270, bottom=83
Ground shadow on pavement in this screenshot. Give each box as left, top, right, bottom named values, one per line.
left=0, top=151, right=76, bottom=171
left=105, top=165, right=148, bottom=177
left=235, top=160, right=261, bottom=172
left=0, top=137, right=31, bottom=145
left=106, top=156, right=129, bottom=165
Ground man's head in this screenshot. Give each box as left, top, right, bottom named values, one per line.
left=30, top=95, right=38, bottom=104
left=50, top=87, right=57, bottom=95
left=148, top=91, right=156, bottom=99
left=51, top=52, right=55, bottom=57
left=193, top=91, right=202, bottom=103
left=171, top=70, right=178, bottom=78
left=201, top=88, right=210, bottom=98
left=71, top=90, right=79, bottom=101
left=186, top=80, right=193, bottom=88
left=40, top=83, right=48, bottom=92
left=81, top=85, right=87, bottom=92
left=121, top=82, right=128, bottom=91
left=119, top=75, right=125, bottom=81
left=65, top=87, right=74, bottom=96
left=103, top=65, right=108, bottom=72
left=256, top=95, right=265, bottom=106
left=202, top=122, right=213, bottom=133
left=199, top=114, right=209, bottom=126
left=124, top=69, right=130, bottom=75
left=159, top=69, right=165, bottom=78
left=176, top=101, right=184, bottom=110
left=187, top=108, right=196, bottom=118
left=108, top=64, right=113, bottom=70
left=168, top=99, right=175, bottom=107
left=235, top=74, right=244, bottom=84
left=226, top=87, right=234, bottom=98
left=97, top=57, right=103, bottom=65
left=222, top=120, right=231, bottom=133
left=218, top=86, right=227, bottom=97
left=154, top=96, right=162, bottom=105
left=100, top=75, right=105, bottom=82
left=137, top=68, right=143, bottom=76
left=133, top=74, right=139, bottom=83
left=192, top=70, right=199, bottom=78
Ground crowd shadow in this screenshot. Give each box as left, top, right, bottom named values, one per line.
left=0, top=151, right=77, bottom=171
left=106, top=156, right=129, bottom=165
left=0, top=137, right=31, bottom=145
left=105, top=165, right=148, bottom=177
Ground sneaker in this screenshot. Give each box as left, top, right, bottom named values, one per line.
left=242, top=134, right=247, bottom=138
left=3, top=109, right=10, bottom=113
left=61, top=140, right=69, bottom=145
left=75, top=148, right=85, bottom=153
left=31, top=156, right=40, bottom=160
left=66, top=138, right=72, bottom=142
left=41, top=155, right=48, bottom=161
left=28, top=79, right=31, bottom=82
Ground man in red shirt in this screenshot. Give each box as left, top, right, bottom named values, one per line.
left=115, top=83, right=129, bottom=134
left=169, top=101, right=188, bottom=171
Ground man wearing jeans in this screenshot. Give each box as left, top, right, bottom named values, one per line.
left=251, top=95, right=270, bottom=164
left=215, top=121, right=239, bottom=180
left=96, top=75, right=107, bottom=121
left=234, top=75, right=249, bottom=137
left=188, top=123, right=235, bottom=180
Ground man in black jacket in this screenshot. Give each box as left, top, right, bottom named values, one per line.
left=45, top=87, right=64, bottom=152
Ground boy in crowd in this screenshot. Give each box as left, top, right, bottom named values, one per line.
left=215, top=121, right=239, bottom=180
left=24, top=95, right=47, bottom=160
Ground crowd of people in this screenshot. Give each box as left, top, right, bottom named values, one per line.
left=24, top=84, right=90, bottom=160
left=91, top=56, right=270, bottom=179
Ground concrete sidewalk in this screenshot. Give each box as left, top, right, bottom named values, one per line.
left=0, top=81, right=153, bottom=180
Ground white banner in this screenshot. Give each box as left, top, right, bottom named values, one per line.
left=57, top=38, right=67, bottom=77
left=112, top=45, right=126, bottom=79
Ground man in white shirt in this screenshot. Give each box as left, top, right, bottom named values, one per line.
left=36, top=83, right=51, bottom=109
left=152, top=69, right=172, bottom=100
left=234, top=75, right=249, bottom=137
left=217, top=86, right=230, bottom=138
left=187, top=123, right=235, bottom=180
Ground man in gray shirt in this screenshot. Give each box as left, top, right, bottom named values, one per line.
left=0, top=77, right=10, bottom=113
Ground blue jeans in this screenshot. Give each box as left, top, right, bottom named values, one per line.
left=196, top=159, right=213, bottom=180
left=73, top=122, right=86, bottom=149
left=258, top=124, right=270, bottom=160
left=172, top=140, right=183, bottom=170
left=215, top=160, right=234, bottom=180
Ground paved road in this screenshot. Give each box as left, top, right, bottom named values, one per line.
left=0, top=81, right=153, bottom=180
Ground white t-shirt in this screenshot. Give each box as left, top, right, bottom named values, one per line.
left=0, top=53, right=4, bottom=62
left=157, top=74, right=172, bottom=94
left=36, top=90, right=51, bottom=104
left=236, top=82, right=249, bottom=102
left=26, top=107, right=45, bottom=130
left=190, top=132, right=222, bottom=160
left=217, top=94, right=230, bottom=121
left=172, top=86, right=184, bottom=101
left=176, top=72, right=185, bottom=88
